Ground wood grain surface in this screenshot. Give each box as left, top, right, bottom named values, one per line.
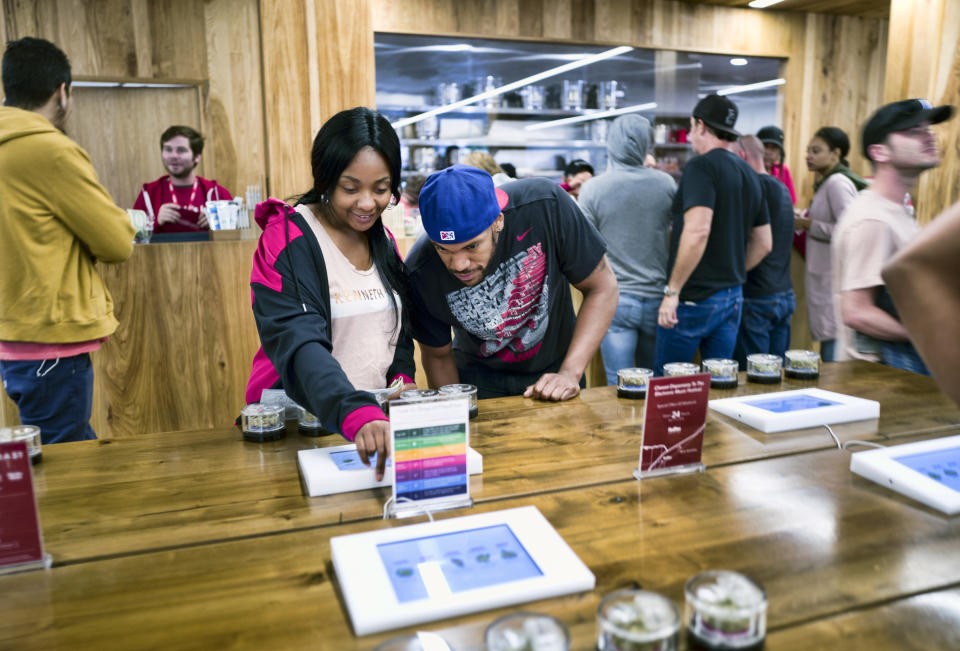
left=0, top=0, right=267, bottom=210
left=26, top=362, right=960, bottom=566
left=6, top=448, right=960, bottom=649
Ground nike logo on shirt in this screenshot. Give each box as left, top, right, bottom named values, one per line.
left=517, top=227, right=532, bottom=241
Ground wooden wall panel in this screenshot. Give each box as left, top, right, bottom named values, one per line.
left=259, top=0, right=312, bottom=200
left=203, top=0, right=267, bottom=197
left=92, top=242, right=260, bottom=436
left=260, top=0, right=376, bottom=200
left=69, top=86, right=203, bottom=210
left=884, top=0, right=960, bottom=224
left=1, top=0, right=266, bottom=206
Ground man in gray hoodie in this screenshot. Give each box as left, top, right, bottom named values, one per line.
left=579, top=114, right=676, bottom=383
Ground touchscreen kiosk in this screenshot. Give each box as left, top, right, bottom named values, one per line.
left=850, top=434, right=960, bottom=514
left=298, top=444, right=483, bottom=497
left=708, top=388, right=879, bottom=433
left=331, top=505, right=595, bottom=635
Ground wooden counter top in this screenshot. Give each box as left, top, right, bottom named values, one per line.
left=6, top=448, right=960, bottom=649
left=28, top=362, right=960, bottom=566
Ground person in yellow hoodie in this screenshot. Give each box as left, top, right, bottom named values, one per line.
left=0, top=37, right=135, bottom=444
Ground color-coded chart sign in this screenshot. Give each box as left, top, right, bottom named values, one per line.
left=634, top=373, right=710, bottom=480
left=388, top=396, right=472, bottom=518
left=0, top=440, right=50, bottom=574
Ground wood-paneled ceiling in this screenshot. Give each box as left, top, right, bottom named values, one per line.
left=681, top=0, right=890, bottom=19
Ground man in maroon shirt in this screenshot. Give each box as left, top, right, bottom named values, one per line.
left=133, top=125, right=231, bottom=233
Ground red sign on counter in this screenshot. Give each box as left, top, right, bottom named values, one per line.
left=0, top=440, right=46, bottom=572
left=636, top=373, right=710, bottom=478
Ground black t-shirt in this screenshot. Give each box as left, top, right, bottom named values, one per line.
left=406, top=177, right=606, bottom=375
left=745, top=174, right=794, bottom=298
left=667, top=148, right=769, bottom=302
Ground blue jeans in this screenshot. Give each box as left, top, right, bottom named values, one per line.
left=601, top=292, right=659, bottom=385
left=820, top=339, right=836, bottom=363
left=881, top=340, right=930, bottom=376
left=734, top=290, right=796, bottom=366
left=0, top=354, right=97, bottom=444
left=654, top=286, right=743, bottom=375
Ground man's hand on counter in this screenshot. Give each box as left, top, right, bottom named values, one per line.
left=524, top=370, right=581, bottom=402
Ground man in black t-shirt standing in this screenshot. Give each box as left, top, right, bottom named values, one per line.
left=731, top=135, right=796, bottom=364
left=406, top=165, right=618, bottom=400
left=655, top=95, right=772, bottom=374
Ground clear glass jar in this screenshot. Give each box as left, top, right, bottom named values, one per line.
left=618, top=368, right=654, bottom=399
left=0, top=425, right=42, bottom=464
left=684, top=570, right=767, bottom=651
left=398, top=388, right=440, bottom=403
left=439, top=383, right=479, bottom=418
left=663, top=362, right=699, bottom=377
left=597, top=589, right=679, bottom=650
left=746, top=354, right=782, bottom=384
left=783, top=349, right=820, bottom=380
left=297, top=406, right=329, bottom=437
left=702, top=359, right=739, bottom=390
left=486, top=611, right=570, bottom=651
left=240, top=403, right=285, bottom=442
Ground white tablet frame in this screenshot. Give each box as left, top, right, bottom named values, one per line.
left=708, top=388, right=879, bottom=433
left=297, top=444, right=483, bottom=497
left=331, top=505, right=596, bottom=636
left=850, top=434, right=960, bottom=514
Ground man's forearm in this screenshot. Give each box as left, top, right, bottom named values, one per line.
left=745, top=224, right=773, bottom=270
left=842, top=300, right=909, bottom=341
left=667, top=229, right=709, bottom=291
left=561, top=283, right=618, bottom=380
left=419, top=343, right=460, bottom=388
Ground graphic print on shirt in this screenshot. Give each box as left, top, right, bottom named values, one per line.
left=446, top=243, right=549, bottom=363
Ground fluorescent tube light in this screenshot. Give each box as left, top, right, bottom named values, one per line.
left=524, top=102, right=658, bottom=131
left=716, top=78, right=785, bottom=96
left=730, top=58, right=748, bottom=66
left=391, top=45, right=634, bottom=129
left=747, top=0, right=785, bottom=7
left=72, top=81, right=122, bottom=88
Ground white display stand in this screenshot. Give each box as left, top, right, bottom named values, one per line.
left=331, top=505, right=596, bottom=635
left=851, top=434, right=960, bottom=514
left=298, top=444, right=483, bottom=497
left=708, top=388, right=879, bottom=433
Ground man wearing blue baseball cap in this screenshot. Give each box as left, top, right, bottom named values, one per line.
left=405, top=165, right=618, bottom=400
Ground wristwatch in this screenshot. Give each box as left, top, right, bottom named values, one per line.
left=663, top=285, right=680, bottom=297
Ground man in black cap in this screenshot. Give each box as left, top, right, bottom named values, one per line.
left=832, top=98, right=955, bottom=373
left=654, top=94, right=772, bottom=374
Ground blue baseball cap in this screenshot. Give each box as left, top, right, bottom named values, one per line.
left=419, top=165, right=510, bottom=244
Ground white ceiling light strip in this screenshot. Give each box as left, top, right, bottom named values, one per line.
left=747, top=0, right=786, bottom=8
left=390, top=45, right=634, bottom=129
left=716, top=78, right=785, bottom=96
left=524, top=102, right=658, bottom=131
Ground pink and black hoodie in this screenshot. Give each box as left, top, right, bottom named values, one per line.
left=245, top=198, right=414, bottom=441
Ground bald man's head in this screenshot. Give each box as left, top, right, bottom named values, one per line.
left=736, top=134, right=766, bottom=173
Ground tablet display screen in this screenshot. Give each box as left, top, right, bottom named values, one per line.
left=377, top=524, right=543, bottom=603
left=894, top=447, right=960, bottom=491
left=744, top=394, right=841, bottom=413
left=330, top=450, right=392, bottom=472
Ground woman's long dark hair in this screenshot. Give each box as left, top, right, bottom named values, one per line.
left=298, top=107, right=410, bottom=335
left=814, top=126, right=851, bottom=167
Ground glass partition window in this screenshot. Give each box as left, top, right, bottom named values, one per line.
left=375, top=33, right=784, bottom=179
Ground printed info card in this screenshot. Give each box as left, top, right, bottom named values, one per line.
left=636, top=373, right=710, bottom=479
left=389, top=396, right=472, bottom=517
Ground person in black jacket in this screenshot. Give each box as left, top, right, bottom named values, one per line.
left=245, top=107, right=416, bottom=479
